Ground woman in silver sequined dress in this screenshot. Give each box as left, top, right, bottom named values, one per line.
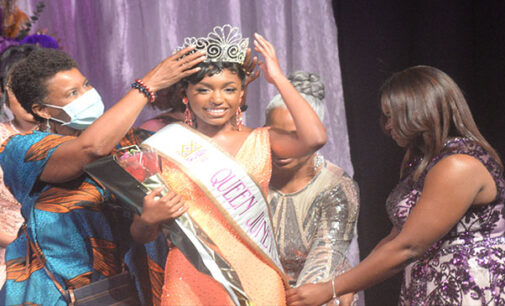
left=266, top=71, right=359, bottom=306
left=286, top=66, right=505, bottom=306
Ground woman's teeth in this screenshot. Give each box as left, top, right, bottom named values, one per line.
left=206, top=108, right=227, bottom=114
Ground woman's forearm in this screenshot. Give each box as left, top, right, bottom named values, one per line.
left=291, top=238, right=418, bottom=306
left=328, top=239, right=416, bottom=302
left=273, top=76, right=327, bottom=150
left=74, top=69, right=172, bottom=160
left=41, top=47, right=205, bottom=183
left=40, top=90, right=150, bottom=183
left=370, top=227, right=399, bottom=254
left=130, top=214, right=160, bottom=244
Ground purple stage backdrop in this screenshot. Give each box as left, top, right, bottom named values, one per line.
left=18, top=0, right=352, bottom=174
left=17, top=1, right=361, bottom=302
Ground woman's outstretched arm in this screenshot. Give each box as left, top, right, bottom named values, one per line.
left=253, top=33, right=327, bottom=158
left=41, top=47, right=206, bottom=183
left=287, top=154, right=496, bottom=305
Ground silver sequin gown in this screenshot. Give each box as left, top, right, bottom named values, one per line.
left=268, top=160, right=359, bottom=288
left=386, top=138, right=505, bottom=305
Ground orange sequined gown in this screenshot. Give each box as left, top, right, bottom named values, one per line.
left=160, top=127, right=286, bottom=305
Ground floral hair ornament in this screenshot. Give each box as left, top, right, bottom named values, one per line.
left=20, top=33, right=59, bottom=49
left=176, top=24, right=248, bottom=65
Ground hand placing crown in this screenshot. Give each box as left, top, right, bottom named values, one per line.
left=177, top=24, right=248, bottom=65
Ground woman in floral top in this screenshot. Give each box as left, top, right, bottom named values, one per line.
left=287, top=66, right=505, bottom=306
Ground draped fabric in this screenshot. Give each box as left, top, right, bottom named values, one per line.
left=16, top=0, right=360, bottom=302
left=17, top=0, right=352, bottom=175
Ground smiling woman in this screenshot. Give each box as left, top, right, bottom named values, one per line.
left=129, top=25, right=327, bottom=305
left=184, top=63, right=245, bottom=133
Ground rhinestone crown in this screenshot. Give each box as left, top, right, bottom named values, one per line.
left=177, top=24, right=248, bottom=65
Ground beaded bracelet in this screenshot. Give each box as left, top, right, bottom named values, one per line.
left=331, top=278, right=340, bottom=305
left=131, top=79, right=156, bottom=103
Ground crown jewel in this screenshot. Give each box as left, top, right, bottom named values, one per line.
left=177, top=24, right=248, bottom=65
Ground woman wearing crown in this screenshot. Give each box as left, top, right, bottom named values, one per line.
left=130, top=25, right=327, bottom=305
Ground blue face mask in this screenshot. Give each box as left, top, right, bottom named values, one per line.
left=44, top=88, right=104, bottom=130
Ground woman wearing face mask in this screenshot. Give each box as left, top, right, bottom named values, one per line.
left=0, top=44, right=40, bottom=287
left=0, top=47, right=205, bottom=305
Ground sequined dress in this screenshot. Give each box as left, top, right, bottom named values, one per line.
left=386, top=138, right=505, bottom=305
left=0, top=121, right=24, bottom=288
left=268, top=161, right=359, bottom=286
left=160, top=127, right=287, bottom=305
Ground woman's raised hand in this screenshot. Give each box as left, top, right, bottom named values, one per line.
left=142, top=46, right=206, bottom=92
left=243, top=48, right=260, bottom=87
left=254, top=33, right=285, bottom=84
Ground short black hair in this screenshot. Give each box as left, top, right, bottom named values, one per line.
left=9, top=48, right=78, bottom=122
left=0, top=44, right=39, bottom=107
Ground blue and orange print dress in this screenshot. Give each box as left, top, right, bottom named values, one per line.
left=0, top=129, right=167, bottom=305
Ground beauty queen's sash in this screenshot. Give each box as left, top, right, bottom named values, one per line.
left=142, top=123, right=285, bottom=305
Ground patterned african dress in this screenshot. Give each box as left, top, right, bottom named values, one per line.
left=0, top=121, right=25, bottom=287
left=0, top=128, right=168, bottom=305
left=386, top=138, right=505, bottom=305
left=268, top=161, right=359, bottom=287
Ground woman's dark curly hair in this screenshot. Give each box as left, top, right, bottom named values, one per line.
left=151, top=81, right=186, bottom=112
left=0, top=44, right=40, bottom=107
left=184, top=61, right=245, bottom=88
left=9, top=47, right=78, bottom=122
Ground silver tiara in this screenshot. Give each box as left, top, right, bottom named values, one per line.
left=177, top=24, right=248, bottom=65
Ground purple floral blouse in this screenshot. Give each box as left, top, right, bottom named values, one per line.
left=386, top=138, right=505, bottom=305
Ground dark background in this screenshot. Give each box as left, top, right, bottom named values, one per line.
left=333, top=1, right=505, bottom=304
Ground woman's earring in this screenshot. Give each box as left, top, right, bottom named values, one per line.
left=45, top=119, right=51, bottom=133
left=182, top=97, right=193, bottom=127
left=235, top=107, right=244, bottom=131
